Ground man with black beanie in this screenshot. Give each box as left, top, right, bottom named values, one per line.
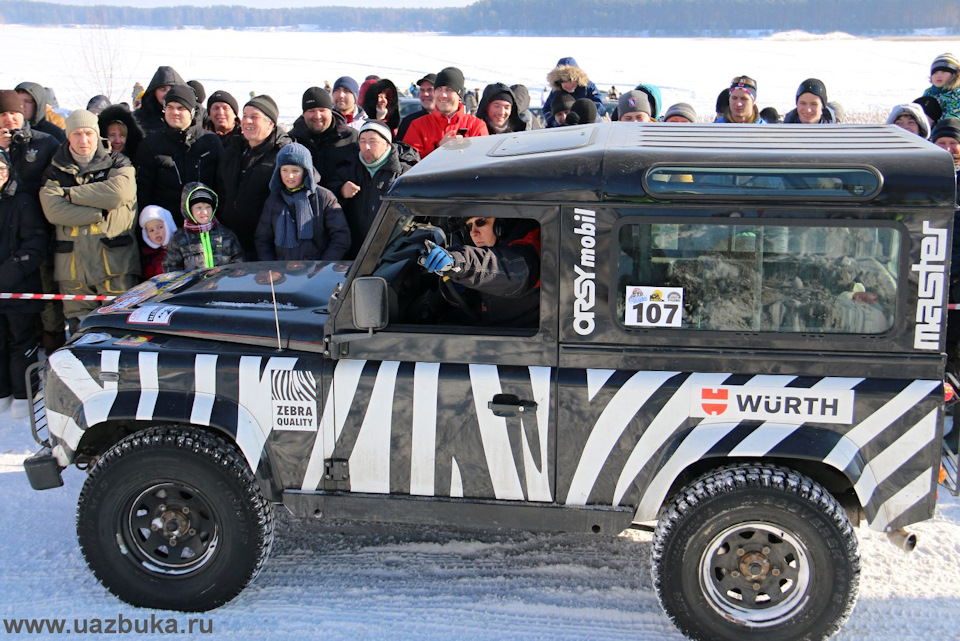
left=932, top=118, right=960, bottom=205
left=563, top=98, right=598, bottom=126
left=783, top=78, right=837, bottom=124
left=401, top=66, right=487, bottom=159
left=135, top=84, right=223, bottom=227
left=205, top=90, right=242, bottom=148
left=289, top=86, right=358, bottom=191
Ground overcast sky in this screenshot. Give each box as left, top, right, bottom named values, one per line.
left=53, top=0, right=475, bottom=7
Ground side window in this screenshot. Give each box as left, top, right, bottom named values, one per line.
left=616, top=220, right=900, bottom=334
left=368, top=212, right=541, bottom=332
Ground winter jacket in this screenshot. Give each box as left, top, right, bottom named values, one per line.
left=14, top=82, right=65, bottom=143
left=134, top=66, right=186, bottom=137
left=782, top=104, right=838, bottom=124
left=334, top=142, right=419, bottom=259
left=360, top=78, right=401, bottom=134
left=401, top=105, right=488, bottom=159
left=135, top=120, right=222, bottom=226
left=446, top=223, right=541, bottom=328
left=289, top=110, right=358, bottom=190
left=924, top=84, right=960, bottom=121
left=255, top=180, right=351, bottom=262
left=542, top=58, right=605, bottom=128
left=162, top=225, right=243, bottom=272
left=6, top=122, right=59, bottom=197
left=98, top=104, right=144, bottom=161
left=39, top=143, right=140, bottom=286
left=476, top=83, right=529, bottom=135
left=0, top=173, right=47, bottom=312
left=216, top=127, right=292, bottom=257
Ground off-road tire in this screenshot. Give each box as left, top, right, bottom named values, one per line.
left=652, top=463, right=860, bottom=641
left=77, top=426, right=274, bottom=611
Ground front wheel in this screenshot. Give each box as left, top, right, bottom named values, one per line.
left=77, top=426, right=274, bottom=611
left=652, top=464, right=860, bottom=641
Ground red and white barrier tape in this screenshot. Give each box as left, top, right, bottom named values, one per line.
left=0, top=293, right=117, bottom=301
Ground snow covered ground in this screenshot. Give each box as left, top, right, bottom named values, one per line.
left=1, top=24, right=960, bottom=640
left=0, top=26, right=957, bottom=124
left=1, top=397, right=960, bottom=638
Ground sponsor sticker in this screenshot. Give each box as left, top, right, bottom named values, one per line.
left=271, top=370, right=319, bottom=431
left=127, top=305, right=179, bottom=325
left=691, top=385, right=855, bottom=424
left=97, top=292, right=149, bottom=313
left=114, top=334, right=155, bottom=347
left=625, top=286, right=683, bottom=327
left=72, top=332, right=112, bottom=346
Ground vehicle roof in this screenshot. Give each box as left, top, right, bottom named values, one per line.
left=388, top=122, right=957, bottom=206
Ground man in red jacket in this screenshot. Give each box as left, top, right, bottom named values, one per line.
left=401, top=66, right=487, bottom=159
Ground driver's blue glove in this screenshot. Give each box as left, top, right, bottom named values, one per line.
left=422, top=244, right=456, bottom=274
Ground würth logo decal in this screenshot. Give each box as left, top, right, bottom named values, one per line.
left=691, top=385, right=855, bottom=425
left=701, top=388, right=728, bottom=415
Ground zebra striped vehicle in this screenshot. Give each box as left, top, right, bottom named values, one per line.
left=24, top=123, right=959, bottom=641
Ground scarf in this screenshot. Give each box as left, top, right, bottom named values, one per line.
left=275, top=185, right=314, bottom=249
left=360, top=147, right=391, bottom=178
left=183, top=218, right=218, bottom=268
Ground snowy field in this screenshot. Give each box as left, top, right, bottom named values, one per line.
left=1, top=24, right=960, bottom=640
left=0, top=26, right=957, bottom=124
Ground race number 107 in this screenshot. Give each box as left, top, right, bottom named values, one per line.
left=624, top=286, right=684, bottom=328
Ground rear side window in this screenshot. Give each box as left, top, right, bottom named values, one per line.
left=616, top=221, right=900, bottom=334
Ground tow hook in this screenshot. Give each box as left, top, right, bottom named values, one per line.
left=886, top=528, right=917, bottom=552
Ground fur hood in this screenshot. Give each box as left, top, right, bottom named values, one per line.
left=360, top=78, right=400, bottom=133
left=98, top=104, right=144, bottom=160
left=547, top=64, right=589, bottom=90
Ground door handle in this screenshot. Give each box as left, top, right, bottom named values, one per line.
left=488, top=393, right=538, bottom=417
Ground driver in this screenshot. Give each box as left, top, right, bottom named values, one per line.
left=420, top=216, right=540, bottom=327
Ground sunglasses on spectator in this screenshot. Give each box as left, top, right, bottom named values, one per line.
left=465, top=218, right=490, bottom=232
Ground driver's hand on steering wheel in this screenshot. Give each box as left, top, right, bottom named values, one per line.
left=419, top=240, right=458, bottom=275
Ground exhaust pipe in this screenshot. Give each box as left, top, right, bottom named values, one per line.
left=886, top=528, right=917, bottom=552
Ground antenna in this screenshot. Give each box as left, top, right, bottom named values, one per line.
left=269, top=270, right=282, bottom=351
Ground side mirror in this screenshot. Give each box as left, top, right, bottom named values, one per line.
left=352, top=277, right=388, bottom=330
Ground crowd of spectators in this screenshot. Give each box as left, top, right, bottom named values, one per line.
left=0, top=52, right=957, bottom=418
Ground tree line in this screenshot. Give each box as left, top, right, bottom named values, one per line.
left=1, top=0, right=957, bottom=36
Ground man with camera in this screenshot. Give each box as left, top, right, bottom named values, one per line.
left=0, top=90, right=58, bottom=196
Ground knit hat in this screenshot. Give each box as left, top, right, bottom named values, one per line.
left=564, top=98, right=597, bottom=126
left=618, top=90, right=652, bottom=117
left=663, top=102, right=698, bottom=123
left=486, top=88, right=513, bottom=106
left=0, top=90, right=23, bottom=114
left=914, top=95, right=943, bottom=123
left=796, top=78, right=827, bottom=106
left=244, top=94, right=279, bottom=124
left=333, top=76, right=359, bottom=98
left=550, top=91, right=575, bottom=115
left=434, top=67, right=465, bottom=98
left=186, top=80, right=206, bottom=103
left=85, top=95, right=111, bottom=114
left=139, top=205, right=177, bottom=249
left=65, top=109, right=100, bottom=135
left=207, top=90, right=238, bottom=116
left=0, top=148, right=9, bottom=168
left=302, top=86, right=333, bottom=112
left=416, top=73, right=437, bottom=87
left=887, top=103, right=931, bottom=139
left=359, top=119, right=392, bottom=144
left=164, top=84, right=197, bottom=110
left=270, top=141, right=317, bottom=194
left=931, top=52, right=960, bottom=75
left=730, top=75, right=758, bottom=100
left=187, top=183, right=217, bottom=212
left=931, top=118, right=960, bottom=143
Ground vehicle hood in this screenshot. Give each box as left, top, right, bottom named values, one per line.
left=80, top=261, right=350, bottom=349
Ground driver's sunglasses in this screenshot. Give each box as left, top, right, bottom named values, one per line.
left=465, top=218, right=489, bottom=232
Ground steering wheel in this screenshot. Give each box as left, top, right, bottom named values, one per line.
left=438, top=274, right=479, bottom=323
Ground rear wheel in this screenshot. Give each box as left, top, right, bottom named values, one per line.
left=652, top=463, right=860, bottom=641
left=77, top=426, right=274, bottom=611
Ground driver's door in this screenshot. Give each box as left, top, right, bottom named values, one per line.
left=316, top=205, right=560, bottom=503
